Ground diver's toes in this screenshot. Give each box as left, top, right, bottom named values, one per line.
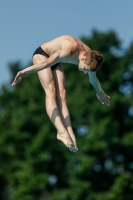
left=73, top=148, right=78, bottom=152
left=68, top=144, right=78, bottom=152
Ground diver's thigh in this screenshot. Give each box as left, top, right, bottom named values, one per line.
left=33, top=54, right=54, bottom=89
left=52, top=63, right=65, bottom=92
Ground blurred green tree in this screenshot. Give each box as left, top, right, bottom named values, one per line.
left=0, top=30, right=133, bottom=200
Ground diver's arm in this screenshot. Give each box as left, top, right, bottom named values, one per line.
left=24, top=51, right=61, bottom=75
left=88, top=71, right=110, bottom=106
left=88, top=71, right=102, bottom=94
left=11, top=48, right=71, bottom=86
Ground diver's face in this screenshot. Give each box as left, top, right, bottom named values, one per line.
left=78, top=60, right=90, bottom=74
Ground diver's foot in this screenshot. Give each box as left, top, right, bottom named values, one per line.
left=57, top=131, right=77, bottom=152
left=68, top=132, right=78, bottom=152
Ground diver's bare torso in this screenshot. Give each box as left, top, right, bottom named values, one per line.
left=41, top=35, right=91, bottom=64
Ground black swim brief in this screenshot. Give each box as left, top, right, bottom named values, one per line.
left=32, top=46, right=58, bottom=70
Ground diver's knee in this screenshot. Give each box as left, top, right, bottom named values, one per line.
left=59, top=88, right=66, bottom=101
left=46, top=84, right=56, bottom=99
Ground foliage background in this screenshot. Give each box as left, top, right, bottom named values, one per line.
left=0, top=30, right=133, bottom=200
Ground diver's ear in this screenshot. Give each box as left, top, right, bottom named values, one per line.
left=81, top=57, right=85, bottom=61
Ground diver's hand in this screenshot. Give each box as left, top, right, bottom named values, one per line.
left=11, top=71, right=25, bottom=86
left=96, top=90, right=110, bottom=106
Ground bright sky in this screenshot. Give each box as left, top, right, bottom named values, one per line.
left=1, top=0, right=133, bottom=85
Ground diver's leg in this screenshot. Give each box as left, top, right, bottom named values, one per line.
left=52, top=63, right=78, bottom=151
left=32, top=55, right=75, bottom=151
